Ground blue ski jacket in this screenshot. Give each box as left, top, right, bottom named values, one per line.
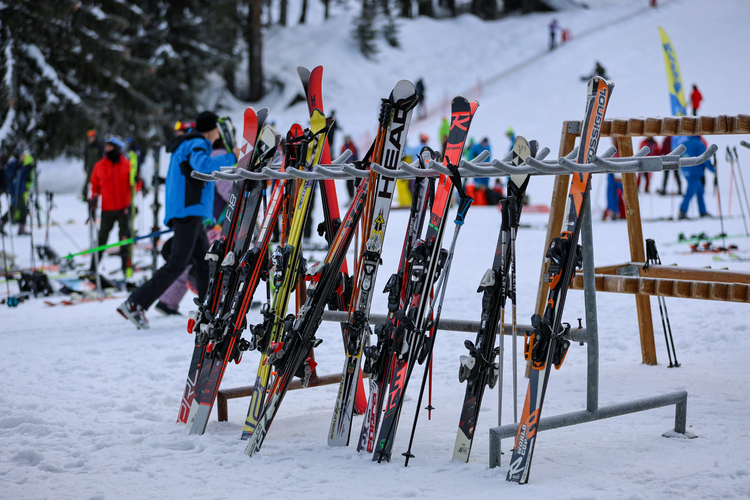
left=164, top=131, right=236, bottom=226
left=675, top=135, right=714, bottom=179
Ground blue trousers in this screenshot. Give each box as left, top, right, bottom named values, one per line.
left=680, top=176, right=707, bottom=215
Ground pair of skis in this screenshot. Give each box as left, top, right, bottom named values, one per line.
left=365, top=97, right=479, bottom=463
left=452, top=137, right=535, bottom=463
left=177, top=107, right=269, bottom=425
left=506, top=76, right=614, bottom=483
left=327, top=80, right=419, bottom=446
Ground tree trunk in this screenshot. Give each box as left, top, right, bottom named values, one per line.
left=279, top=0, right=287, bottom=25
left=299, top=0, right=307, bottom=24
left=246, top=0, right=264, bottom=101
left=323, top=0, right=330, bottom=19
left=417, top=0, right=433, bottom=17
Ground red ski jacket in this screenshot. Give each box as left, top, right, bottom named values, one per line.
left=90, top=154, right=132, bottom=211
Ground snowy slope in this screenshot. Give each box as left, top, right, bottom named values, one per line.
left=3, top=0, right=750, bottom=498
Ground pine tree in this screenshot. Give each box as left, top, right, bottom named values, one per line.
left=1, top=0, right=237, bottom=159
left=353, top=0, right=379, bottom=59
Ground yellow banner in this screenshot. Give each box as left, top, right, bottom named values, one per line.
left=658, top=27, right=687, bottom=116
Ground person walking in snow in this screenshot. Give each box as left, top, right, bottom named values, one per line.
left=88, top=135, right=133, bottom=275
left=118, top=111, right=239, bottom=329
left=82, top=129, right=103, bottom=200
left=690, top=84, right=703, bottom=116
left=549, top=19, right=559, bottom=50
left=676, top=135, right=714, bottom=219
left=341, top=136, right=359, bottom=200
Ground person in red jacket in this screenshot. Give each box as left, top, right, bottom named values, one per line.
left=89, top=134, right=132, bottom=275
left=637, top=137, right=661, bottom=193
left=690, top=84, right=703, bottom=116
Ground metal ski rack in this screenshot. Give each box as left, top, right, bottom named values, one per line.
left=193, top=142, right=716, bottom=183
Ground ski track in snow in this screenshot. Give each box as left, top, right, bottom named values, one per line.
left=4, top=0, right=750, bottom=498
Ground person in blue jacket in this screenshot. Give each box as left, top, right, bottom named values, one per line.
left=118, top=111, right=239, bottom=328
left=676, top=135, right=715, bottom=219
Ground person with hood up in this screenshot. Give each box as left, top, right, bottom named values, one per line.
left=117, top=111, right=239, bottom=329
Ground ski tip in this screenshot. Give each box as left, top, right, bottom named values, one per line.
left=391, top=80, right=417, bottom=102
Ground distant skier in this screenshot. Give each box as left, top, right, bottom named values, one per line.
left=656, top=136, right=682, bottom=195
left=415, top=78, right=427, bottom=119
left=2, top=141, right=35, bottom=235
left=677, top=135, right=714, bottom=219
left=581, top=61, right=608, bottom=81
left=637, top=137, right=661, bottom=193
left=341, top=135, right=359, bottom=200
left=82, top=129, right=104, bottom=200
left=690, top=84, right=703, bottom=116
left=117, top=111, right=239, bottom=329
left=549, top=19, right=559, bottom=50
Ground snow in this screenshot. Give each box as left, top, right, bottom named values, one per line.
left=3, top=0, right=750, bottom=498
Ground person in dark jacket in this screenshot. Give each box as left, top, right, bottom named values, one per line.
left=82, top=129, right=104, bottom=199
left=89, top=135, right=132, bottom=274
left=677, top=135, right=714, bottom=219
left=2, top=142, right=35, bottom=235
left=118, top=111, right=238, bottom=329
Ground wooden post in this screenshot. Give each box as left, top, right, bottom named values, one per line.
left=534, top=122, right=576, bottom=317
left=618, top=137, right=657, bottom=365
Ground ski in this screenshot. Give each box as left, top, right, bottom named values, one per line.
left=240, top=124, right=306, bottom=440
left=328, top=80, right=418, bottom=447
left=373, top=96, right=478, bottom=463
left=506, top=76, right=614, bottom=484
left=358, top=148, right=435, bottom=453
left=187, top=124, right=280, bottom=435
left=245, top=161, right=371, bottom=457
left=452, top=137, right=533, bottom=463
left=177, top=107, right=267, bottom=424
left=241, top=66, right=332, bottom=441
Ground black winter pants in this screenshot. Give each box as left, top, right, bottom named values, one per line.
left=129, top=216, right=209, bottom=310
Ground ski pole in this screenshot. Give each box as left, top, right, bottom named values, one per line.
left=733, top=146, right=750, bottom=234
left=727, top=147, right=749, bottom=235
left=645, top=239, right=679, bottom=367
left=403, top=167, right=473, bottom=467
left=62, top=227, right=173, bottom=259
left=713, top=153, right=726, bottom=249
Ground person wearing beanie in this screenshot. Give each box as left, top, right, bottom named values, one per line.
left=82, top=129, right=104, bottom=199
left=118, top=111, right=240, bottom=329
left=89, top=134, right=133, bottom=275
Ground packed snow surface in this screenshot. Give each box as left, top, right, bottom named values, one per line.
left=3, top=0, right=750, bottom=498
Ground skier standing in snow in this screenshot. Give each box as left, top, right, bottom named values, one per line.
left=690, top=84, right=703, bottom=116
left=657, top=136, right=682, bottom=195
left=82, top=130, right=104, bottom=200
left=549, top=19, right=559, bottom=50
left=637, top=136, right=661, bottom=193
left=677, top=135, right=714, bottom=219
left=2, top=142, right=35, bottom=236
left=415, top=78, right=426, bottom=119
left=341, top=135, right=359, bottom=200
left=118, top=111, right=239, bottom=328
left=88, top=135, right=133, bottom=275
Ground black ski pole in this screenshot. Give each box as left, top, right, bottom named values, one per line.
left=645, top=239, right=679, bottom=367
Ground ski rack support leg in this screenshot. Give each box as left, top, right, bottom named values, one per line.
left=488, top=186, right=694, bottom=470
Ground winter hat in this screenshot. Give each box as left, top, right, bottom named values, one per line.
left=195, top=111, right=219, bottom=133
left=104, top=134, right=126, bottom=150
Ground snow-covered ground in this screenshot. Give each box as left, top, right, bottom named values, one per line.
left=3, top=0, right=750, bottom=498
